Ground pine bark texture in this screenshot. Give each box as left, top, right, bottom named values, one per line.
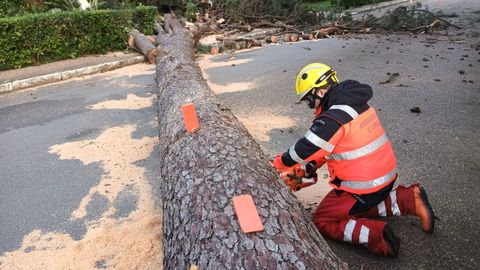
left=156, top=15, right=348, bottom=270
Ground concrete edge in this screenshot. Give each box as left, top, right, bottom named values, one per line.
left=0, top=55, right=145, bottom=94
left=349, top=0, right=410, bottom=15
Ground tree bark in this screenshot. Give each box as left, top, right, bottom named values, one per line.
left=227, top=23, right=253, bottom=32
left=237, top=28, right=280, bottom=40
left=196, top=21, right=214, bottom=33
left=128, top=29, right=157, bottom=64
left=313, top=27, right=347, bottom=38
left=156, top=14, right=348, bottom=270
left=251, top=21, right=301, bottom=34
left=215, top=29, right=243, bottom=42
left=154, top=22, right=166, bottom=35
left=222, top=38, right=239, bottom=50
left=163, top=14, right=173, bottom=34
left=302, top=33, right=314, bottom=40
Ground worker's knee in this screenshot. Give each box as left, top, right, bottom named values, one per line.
left=311, top=214, right=328, bottom=233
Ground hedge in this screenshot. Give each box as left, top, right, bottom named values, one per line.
left=0, top=6, right=156, bottom=70
left=331, top=0, right=389, bottom=9
left=0, top=0, right=44, bottom=17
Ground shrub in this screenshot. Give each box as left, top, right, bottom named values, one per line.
left=184, top=0, right=198, bottom=22
left=303, top=1, right=332, bottom=11
left=0, top=6, right=156, bottom=70
left=44, top=0, right=80, bottom=10
left=0, top=0, right=47, bottom=17
left=212, top=0, right=313, bottom=24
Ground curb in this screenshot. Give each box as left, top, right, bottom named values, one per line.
left=349, top=0, right=410, bottom=15
left=0, top=55, right=145, bottom=94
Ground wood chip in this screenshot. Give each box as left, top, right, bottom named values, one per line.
left=379, top=72, right=400, bottom=84
left=410, top=107, right=421, bottom=113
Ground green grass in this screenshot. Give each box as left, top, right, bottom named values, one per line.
left=303, top=1, right=333, bottom=11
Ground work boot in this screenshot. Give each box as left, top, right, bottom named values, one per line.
left=413, top=185, right=435, bottom=233
left=383, top=223, right=400, bottom=257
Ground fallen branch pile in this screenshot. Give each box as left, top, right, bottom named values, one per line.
left=129, top=3, right=462, bottom=61
left=356, top=3, right=463, bottom=34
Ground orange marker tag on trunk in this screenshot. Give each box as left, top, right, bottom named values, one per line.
left=181, top=103, right=200, bottom=133
left=232, top=194, right=264, bottom=233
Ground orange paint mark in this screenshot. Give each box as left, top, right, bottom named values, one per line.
left=181, top=103, right=200, bottom=133
left=232, top=194, right=264, bottom=233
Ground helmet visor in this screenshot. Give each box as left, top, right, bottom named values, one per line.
left=296, top=88, right=313, bottom=104
left=299, top=89, right=318, bottom=109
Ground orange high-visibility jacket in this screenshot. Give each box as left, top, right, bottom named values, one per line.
left=275, top=80, right=397, bottom=194
left=323, top=106, right=396, bottom=194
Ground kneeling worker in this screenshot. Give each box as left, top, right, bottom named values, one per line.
left=273, top=63, right=435, bottom=257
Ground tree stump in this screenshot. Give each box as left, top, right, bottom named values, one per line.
left=290, top=34, right=299, bottom=42
left=210, top=46, right=220, bottom=55
left=156, top=14, right=348, bottom=270
left=266, top=35, right=278, bottom=43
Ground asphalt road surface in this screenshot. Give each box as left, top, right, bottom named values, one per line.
left=0, top=65, right=162, bottom=269
left=199, top=1, right=480, bottom=268
left=0, top=0, right=478, bottom=269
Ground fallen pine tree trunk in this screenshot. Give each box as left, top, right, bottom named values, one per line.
left=156, top=14, right=347, bottom=270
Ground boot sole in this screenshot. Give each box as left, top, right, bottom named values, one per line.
left=383, top=223, right=400, bottom=257
left=419, top=187, right=435, bottom=233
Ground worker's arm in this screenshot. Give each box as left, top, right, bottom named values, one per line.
left=273, top=116, right=343, bottom=172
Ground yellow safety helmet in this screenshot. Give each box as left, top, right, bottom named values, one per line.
left=295, top=63, right=339, bottom=101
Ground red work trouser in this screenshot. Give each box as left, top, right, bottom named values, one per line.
left=312, top=185, right=416, bottom=255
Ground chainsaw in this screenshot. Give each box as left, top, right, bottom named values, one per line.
left=280, top=161, right=318, bottom=192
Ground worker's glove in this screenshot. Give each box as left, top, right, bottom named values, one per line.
left=280, top=162, right=318, bottom=192
left=272, top=154, right=289, bottom=172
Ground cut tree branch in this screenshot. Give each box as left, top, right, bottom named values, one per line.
left=409, top=9, right=463, bottom=29
left=128, top=29, right=157, bottom=64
